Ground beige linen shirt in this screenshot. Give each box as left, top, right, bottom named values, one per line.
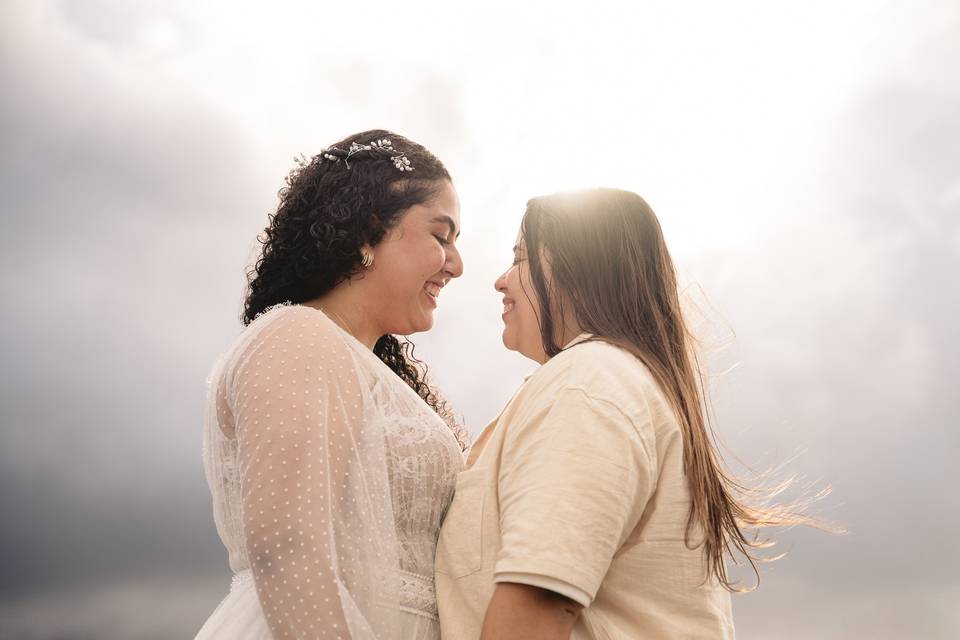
left=435, top=336, right=735, bottom=639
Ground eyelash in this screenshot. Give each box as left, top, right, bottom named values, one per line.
left=512, top=257, right=526, bottom=266
left=434, top=235, right=449, bottom=246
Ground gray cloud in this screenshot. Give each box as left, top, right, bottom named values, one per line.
left=677, top=29, right=960, bottom=635
left=1, top=1, right=958, bottom=638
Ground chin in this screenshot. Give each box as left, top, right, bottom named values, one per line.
left=386, top=308, right=435, bottom=336
left=501, top=328, right=517, bottom=352
left=410, top=312, right=435, bottom=334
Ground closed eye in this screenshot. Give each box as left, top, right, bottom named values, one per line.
left=434, top=234, right=450, bottom=246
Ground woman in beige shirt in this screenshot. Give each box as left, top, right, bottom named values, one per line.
left=436, top=188, right=799, bottom=639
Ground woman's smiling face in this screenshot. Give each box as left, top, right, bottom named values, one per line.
left=370, top=180, right=463, bottom=335
left=494, top=230, right=550, bottom=363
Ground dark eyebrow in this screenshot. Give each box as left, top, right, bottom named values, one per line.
left=430, top=215, right=460, bottom=238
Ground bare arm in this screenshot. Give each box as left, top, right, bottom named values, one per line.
left=480, top=582, right=583, bottom=640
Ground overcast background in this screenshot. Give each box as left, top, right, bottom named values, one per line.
left=1, top=1, right=958, bottom=638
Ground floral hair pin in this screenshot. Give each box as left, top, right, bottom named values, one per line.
left=321, top=138, right=414, bottom=172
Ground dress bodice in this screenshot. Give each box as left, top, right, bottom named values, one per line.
left=200, top=305, right=464, bottom=638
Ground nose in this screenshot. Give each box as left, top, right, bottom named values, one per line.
left=443, top=245, right=464, bottom=280
left=494, top=268, right=508, bottom=293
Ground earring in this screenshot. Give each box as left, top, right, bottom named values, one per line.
left=361, top=250, right=374, bottom=268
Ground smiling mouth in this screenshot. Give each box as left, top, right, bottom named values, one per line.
left=424, top=282, right=442, bottom=299
left=502, top=299, right=515, bottom=313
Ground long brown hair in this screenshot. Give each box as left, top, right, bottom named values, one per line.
left=522, top=187, right=815, bottom=590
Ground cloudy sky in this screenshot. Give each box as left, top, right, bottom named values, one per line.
left=1, top=0, right=958, bottom=638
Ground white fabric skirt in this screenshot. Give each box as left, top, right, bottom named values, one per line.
left=195, top=570, right=441, bottom=639
left=195, top=571, right=272, bottom=640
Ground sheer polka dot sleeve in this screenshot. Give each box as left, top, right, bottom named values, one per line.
left=229, top=308, right=402, bottom=639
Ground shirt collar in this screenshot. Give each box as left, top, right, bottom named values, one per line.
left=561, top=332, right=594, bottom=350
left=521, top=333, right=595, bottom=382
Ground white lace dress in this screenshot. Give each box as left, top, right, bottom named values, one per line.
left=195, top=305, right=465, bottom=639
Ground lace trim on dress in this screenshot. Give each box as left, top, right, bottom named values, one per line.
left=397, top=570, right=439, bottom=621
left=231, top=567, right=439, bottom=622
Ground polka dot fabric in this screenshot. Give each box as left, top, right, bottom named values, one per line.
left=197, top=305, right=464, bottom=639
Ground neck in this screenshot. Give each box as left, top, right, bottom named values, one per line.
left=530, top=319, right=585, bottom=365
left=303, top=281, right=383, bottom=350
left=554, top=311, right=585, bottom=352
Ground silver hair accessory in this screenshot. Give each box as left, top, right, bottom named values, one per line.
left=321, top=138, right=414, bottom=172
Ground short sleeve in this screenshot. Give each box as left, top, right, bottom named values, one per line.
left=494, top=387, right=656, bottom=605
left=230, top=308, right=401, bottom=639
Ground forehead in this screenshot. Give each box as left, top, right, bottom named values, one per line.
left=406, top=181, right=460, bottom=228
left=514, top=228, right=525, bottom=250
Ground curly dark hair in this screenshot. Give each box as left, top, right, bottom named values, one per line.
left=243, top=129, right=466, bottom=449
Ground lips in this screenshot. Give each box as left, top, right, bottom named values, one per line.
left=502, top=297, right=515, bottom=314
left=424, top=279, right=449, bottom=307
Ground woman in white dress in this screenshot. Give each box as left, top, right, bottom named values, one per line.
left=196, top=130, right=467, bottom=639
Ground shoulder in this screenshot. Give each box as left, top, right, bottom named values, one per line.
left=248, top=304, right=346, bottom=347
left=503, top=340, right=663, bottom=469
left=230, top=304, right=357, bottom=378
left=547, top=338, right=659, bottom=397
left=250, top=303, right=334, bottom=332
left=536, top=337, right=677, bottom=433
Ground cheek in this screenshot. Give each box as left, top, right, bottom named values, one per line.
left=515, top=273, right=539, bottom=320
left=426, top=244, right=445, bottom=273
left=519, top=298, right=539, bottom=332
left=395, top=239, right=443, bottom=288
left=408, top=234, right=444, bottom=276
